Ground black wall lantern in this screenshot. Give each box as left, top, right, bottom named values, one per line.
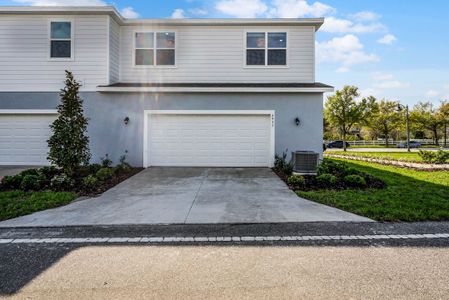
left=295, top=117, right=301, bottom=126
left=124, top=116, right=130, bottom=125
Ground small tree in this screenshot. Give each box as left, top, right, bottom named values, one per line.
left=366, top=99, right=402, bottom=147
left=324, top=86, right=374, bottom=151
left=438, top=101, right=449, bottom=147
left=411, top=101, right=442, bottom=146
left=48, top=71, right=91, bottom=175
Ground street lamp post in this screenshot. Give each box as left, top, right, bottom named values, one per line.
left=398, top=104, right=411, bottom=152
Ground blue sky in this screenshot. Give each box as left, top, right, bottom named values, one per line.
left=1, top=0, right=448, bottom=106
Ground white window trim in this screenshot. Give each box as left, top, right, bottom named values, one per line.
left=143, top=110, right=275, bottom=168
left=48, top=19, right=74, bottom=61
left=133, top=30, right=177, bottom=68
left=243, top=30, right=289, bottom=69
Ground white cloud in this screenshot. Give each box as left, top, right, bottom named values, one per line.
left=171, top=8, right=186, bottom=19
left=360, top=88, right=381, bottom=98
left=425, top=90, right=440, bottom=98
left=316, top=34, right=379, bottom=71
left=352, top=11, right=380, bottom=22
left=268, top=0, right=335, bottom=18
left=215, top=0, right=268, bottom=18
left=188, top=8, right=209, bottom=16
left=372, top=72, right=394, bottom=81
left=321, top=17, right=386, bottom=33
left=13, top=0, right=106, bottom=4
left=378, top=34, right=397, bottom=45
left=120, top=7, right=139, bottom=19
left=443, top=84, right=449, bottom=90
left=374, top=81, right=410, bottom=89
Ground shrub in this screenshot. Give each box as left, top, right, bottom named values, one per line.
left=50, top=174, right=74, bottom=191
left=38, top=166, right=59, bottom=179
left=316, top=173, right=337, bottom=186
left=100, top=154, right=113, bottom=168
left=20, top=174, right=44, bottom=191
left=47, top=70, right=91, bottom=176
left=88, top=163, right=102, bottom=174
left=287, top=175, right=305, bottom=188
left=274, top=150, right=293, bottom=175
left=434, top=149, right=449, bottom=164
left=83, top=175, right=98, bottom=188
left=96, top=167, right=114, bottom=181
left=344, top=174, right=366, bottom=187
left=419, top=150, right=436, bottom=163
left=19, top=169, right=40, bottom=177
left=1, top=175, right=23, bottom=190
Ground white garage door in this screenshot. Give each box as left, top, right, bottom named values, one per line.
left=145, top=112, right=274, bottom=167
left=0, top=113, right=56, bottom=165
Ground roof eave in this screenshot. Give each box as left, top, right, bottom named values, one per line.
left=96, top=86, right=334, bottom=93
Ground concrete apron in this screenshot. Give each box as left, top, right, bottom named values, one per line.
left=0, top=168, right=372, bottom=227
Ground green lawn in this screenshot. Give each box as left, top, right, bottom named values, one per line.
left=297, top=158, right=449, bottom=221
left=0, top=191, right=77, bottom=221
left=327, top=151, right=423, bottom=162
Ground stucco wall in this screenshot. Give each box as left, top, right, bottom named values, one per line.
left=0, top=92, right=323, bottom=166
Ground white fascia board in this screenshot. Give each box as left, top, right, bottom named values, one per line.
left=0, top=109, right=58, bottom=114
left=96, top=86, right=334, bottom=93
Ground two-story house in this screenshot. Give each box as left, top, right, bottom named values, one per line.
left=0, top=6, right=333, bottom=167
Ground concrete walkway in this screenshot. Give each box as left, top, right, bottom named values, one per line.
left=0, top=168, right=371, bottom=227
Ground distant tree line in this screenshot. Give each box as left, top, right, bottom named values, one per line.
left=324, top=86, right=449, bottom=150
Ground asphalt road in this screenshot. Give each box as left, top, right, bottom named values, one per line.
left=1, top=222, right=449, bottom=299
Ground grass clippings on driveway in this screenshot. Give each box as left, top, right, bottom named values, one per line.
left=297, top=158, right=449, bottom=222
left=0, top=191, right=77, bottom=221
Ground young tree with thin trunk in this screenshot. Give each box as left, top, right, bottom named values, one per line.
left=48, top=70, right=91, bottom=175
left=438, top=101, right=449, bottom=147
left=324, top=86, right=374, bottom=151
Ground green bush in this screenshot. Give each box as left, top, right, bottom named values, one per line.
left=419, top=149, right=449, bottom=164
left=88, top=164, right=102, bottom=174
left=96, top=168, right=114, bottom=181
left=19, top=169, right=39, bottom=177
left=318, top=159, right=360, bottom=177
left=100, top=154, right=113, bottom=168
left=83, top=175, right=98, bottom=188
left=287, top=175, right=305, bottom=188
left=316, top=173, right=337, bottom=186
left=20, top=174, right=43, bottom=191
left=344, top=174, right=366, bottom=187
left=418, top=150, right=436, bottom=163
left=1, top=175, right=23, bottom=190
left=434, top=149, right=449, bottom=164
left=50, top=174, right=74, bottom=191
left=38, top=166, right=59, bottom=179
left=274, top=151, right=293, bottom=175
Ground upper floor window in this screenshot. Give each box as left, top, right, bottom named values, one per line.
left=135, top=32, right=176, bottom=66
left=246, top=32, right=287, bottom=66
left=50, top=21, right=73, bottom=59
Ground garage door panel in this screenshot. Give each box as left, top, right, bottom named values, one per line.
left=147, top=113, right=272, bottom=167
left=0, top=114, right=56, bottom=165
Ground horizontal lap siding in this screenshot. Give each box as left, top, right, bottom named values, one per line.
left=120, top=25, right=314, bottom=83
left=109, top=17, right=120, bottom=83
left=0, top=15, right=108, bottom=91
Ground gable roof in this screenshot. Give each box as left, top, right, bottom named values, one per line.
left=0, top=6, right=325, bottom=30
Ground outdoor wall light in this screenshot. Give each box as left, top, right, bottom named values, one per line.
left=124, top=117, right=130, bottom=125
left=295, top=117, right=301, bottom=126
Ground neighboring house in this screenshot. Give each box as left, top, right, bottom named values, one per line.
left=0, top=6, right=333, bottom=167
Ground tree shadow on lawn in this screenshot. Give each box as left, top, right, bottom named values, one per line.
left=298, top=159, right=449, bottom=222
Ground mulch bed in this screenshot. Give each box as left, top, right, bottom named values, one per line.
left=75, top=168, right=144, bottom=197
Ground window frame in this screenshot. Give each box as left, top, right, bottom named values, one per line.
left=48, top=19, right=74, bottom=61
left=244, top=30, right=289, bottom=68
left=133, top=30, right=177, bottom=68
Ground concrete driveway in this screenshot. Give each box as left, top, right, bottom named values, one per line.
left=0, top=168, right=371, bottom=227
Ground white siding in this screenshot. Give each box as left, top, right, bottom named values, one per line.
left=0, top=15, right=108, bottom=91
left=109, top=17, right=120, bottom=83
left=120, top=25, right=315, bottom=83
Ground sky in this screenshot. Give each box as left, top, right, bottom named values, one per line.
left=1, top=0, right=448, bottom=106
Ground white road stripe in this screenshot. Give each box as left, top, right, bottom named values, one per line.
left=0, top=233, right=448, bottom=244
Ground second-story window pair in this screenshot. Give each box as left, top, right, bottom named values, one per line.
left=135, top=32, right=176, bottom=66
left=246, top=32, right=287, bottom=66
